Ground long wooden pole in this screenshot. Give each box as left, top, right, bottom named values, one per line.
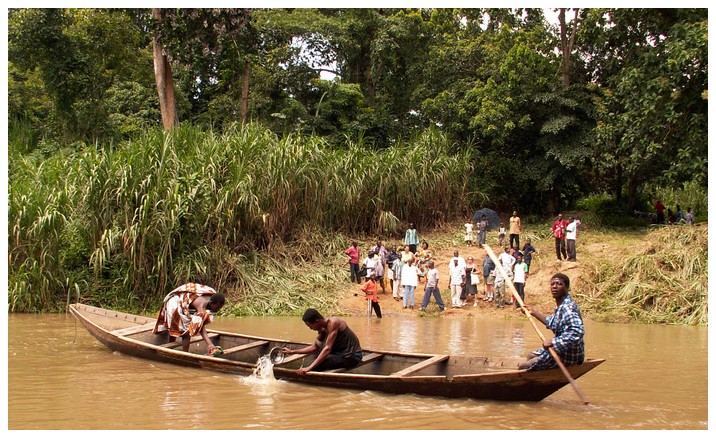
left=484, top=244, right=589, bottom=405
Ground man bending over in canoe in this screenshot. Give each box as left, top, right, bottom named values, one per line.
left=153, top=282, right=226, bottom=355
left=282, top=308, right=363, bottom=375
left=518, top=273, right=584, bottom=371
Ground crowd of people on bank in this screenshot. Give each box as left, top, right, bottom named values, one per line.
left=343, top=212, right=585, bottom=317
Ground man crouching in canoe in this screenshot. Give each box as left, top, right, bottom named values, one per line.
left=153, top=283, right=226, bottom=355
left=282, top=308, right=363, bottom=375
left=518, top=273, right=585, bottom=371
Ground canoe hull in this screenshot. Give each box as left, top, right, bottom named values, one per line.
left=69, top=303, right=603, bottom=402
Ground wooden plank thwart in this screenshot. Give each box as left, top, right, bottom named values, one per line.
left=280, top=353, right=310, bottom=364
left=359, top=352, right=384, bottom=365
left=391, top=355, right=449, bottom=377
left=322, top=352, right=385, bottom=373
left=159, top=333, right=219, bottom=349
left=220, top=340, right=269, bottom=355
left=111, top=322, right=157, bottom=337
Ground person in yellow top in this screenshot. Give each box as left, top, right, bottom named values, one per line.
left=509, top=210, right=522, bottom=250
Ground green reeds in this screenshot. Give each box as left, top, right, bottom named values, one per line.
left=8, top=123, right=475, bottom=313
left=578, top=224, right=708, bottom=325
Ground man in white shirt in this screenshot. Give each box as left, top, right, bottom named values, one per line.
left=449, top=257, right=466, bottom=308
left=566, top=217, right=578, bottom=261
left=450, top=249, right=466, bottom=270
left=498, top=247, right=516, bottom=271
left=494, top=247, right=515, bottom=309
left=512, top=253, right=529, bottom=308
left=363, top=251, right=376, bottom=279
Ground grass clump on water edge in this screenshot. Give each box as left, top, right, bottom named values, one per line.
left=577, top=224, right=708, bottom=325
left=215, top=227, right=359, bottom=317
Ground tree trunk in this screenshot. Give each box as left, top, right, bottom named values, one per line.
left=365, top=60, right=382, bottom=102
left=626, top=174, right=640, bottom=211
left=558, top=8, right=579, bottom=88
left=547, top=188, right=560, bottom=215
left=614, top=162, right=623, bottom=204
left=240, top=62, right=250, bottom=124
left=152, top=9, right=176, bottom=130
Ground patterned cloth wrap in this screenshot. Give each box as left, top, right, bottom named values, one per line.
left=526, top=294, right=585, bottom=371
left=153, top=283, right=217, bottom=338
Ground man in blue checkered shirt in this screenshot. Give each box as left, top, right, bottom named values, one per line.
left=518, top=273, right=585, bottom=371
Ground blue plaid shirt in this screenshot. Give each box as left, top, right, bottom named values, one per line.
left=526, top=294, right=585, bottom=371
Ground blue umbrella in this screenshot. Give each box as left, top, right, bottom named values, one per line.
left=472, top=208, right=500, bottom=231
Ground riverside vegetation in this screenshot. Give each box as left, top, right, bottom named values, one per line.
left=8, top=124, right=707, bottom=326
left=9, top=124, right=474, bottom=314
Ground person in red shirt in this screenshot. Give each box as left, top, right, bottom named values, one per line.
left=548, top=214, right=569, bottom=261
left=360, top=274, right=382, bottom=318
left=344, top=241, right=361, bottom=284
left=654, top=200, right=666, bottom=224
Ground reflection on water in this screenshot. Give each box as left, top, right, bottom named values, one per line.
left=7, top=312, right=708, bottom=430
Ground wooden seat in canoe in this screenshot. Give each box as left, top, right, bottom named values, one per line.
left=279, top=353, right=310, bottom=364
left=159, top=333, right=219, bottom=349
left=322, top=352, right=384, bottom=373
left=391, top=354, right=449, bottom=377
left=220, top=340, right=269, bottom=355
left=111, top=322, right=157, bottom=337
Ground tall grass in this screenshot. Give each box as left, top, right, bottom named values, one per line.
left=8, top=123, right=475, bottom=313
left=578, top=224, right=708, bottom=325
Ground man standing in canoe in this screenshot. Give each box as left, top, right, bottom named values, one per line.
left=153, top=282, right=226, bottom=355
left=282, top=308, right=363, bottom=375
left=518, top=273, right=585, bottom=371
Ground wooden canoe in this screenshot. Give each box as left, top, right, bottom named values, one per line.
left=69, top=303, right=604, bottom=402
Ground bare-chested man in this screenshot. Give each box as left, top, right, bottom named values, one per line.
left=282, top=308, right=363, bottom=374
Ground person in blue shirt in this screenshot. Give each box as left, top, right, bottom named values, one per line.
left=518, top=273, right=585, bottom=371
left=482, top=253, right=495, bottom=302
left=521, top=238, right=537, bottom=271
left=404, top=223, right=419, bottom=254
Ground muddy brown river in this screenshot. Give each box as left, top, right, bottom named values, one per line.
left=6, top=312, right=708, bottom=429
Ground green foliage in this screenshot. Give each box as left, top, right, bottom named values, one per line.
left=8, top=124, right=476, bottom=312
left=104, top=81, right=161, bottom=139
left=590, top=9, right=707, bottom=208
left=8, top=8, right=155, bottom=143
left=574, top=193, right=644, bottom=228
left=8, top=7, right=707, bottom=219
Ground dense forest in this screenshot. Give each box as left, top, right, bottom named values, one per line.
left=7, top=8, right=708, bottom=313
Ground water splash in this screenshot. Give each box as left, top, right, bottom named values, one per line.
left=251, top=355, right=276, bottom=380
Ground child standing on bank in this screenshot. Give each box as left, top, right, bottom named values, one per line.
left=360, top=274, right=382, bottom=318
left=498, top=222, right=506, bottom=247
left=464, top=222, right=474, bottom=246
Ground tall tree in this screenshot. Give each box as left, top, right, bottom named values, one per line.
left=585, top=9, right=708, bottom=208
left=150, top=8, right=253, bottom=125
left=558, top=8, right=580, bottom=87
left=152, top=8, right=177, bottom=129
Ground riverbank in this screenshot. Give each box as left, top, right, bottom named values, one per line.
left=333, top=221, right=708, bottom=325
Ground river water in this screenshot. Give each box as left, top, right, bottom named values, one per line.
left=6, top=312, right=708, bottom=430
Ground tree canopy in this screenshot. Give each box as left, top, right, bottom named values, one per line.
left=8, top=7, right=708, bottom=213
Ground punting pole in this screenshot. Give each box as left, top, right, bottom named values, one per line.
left=484, top=244, right=590, bottom=405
